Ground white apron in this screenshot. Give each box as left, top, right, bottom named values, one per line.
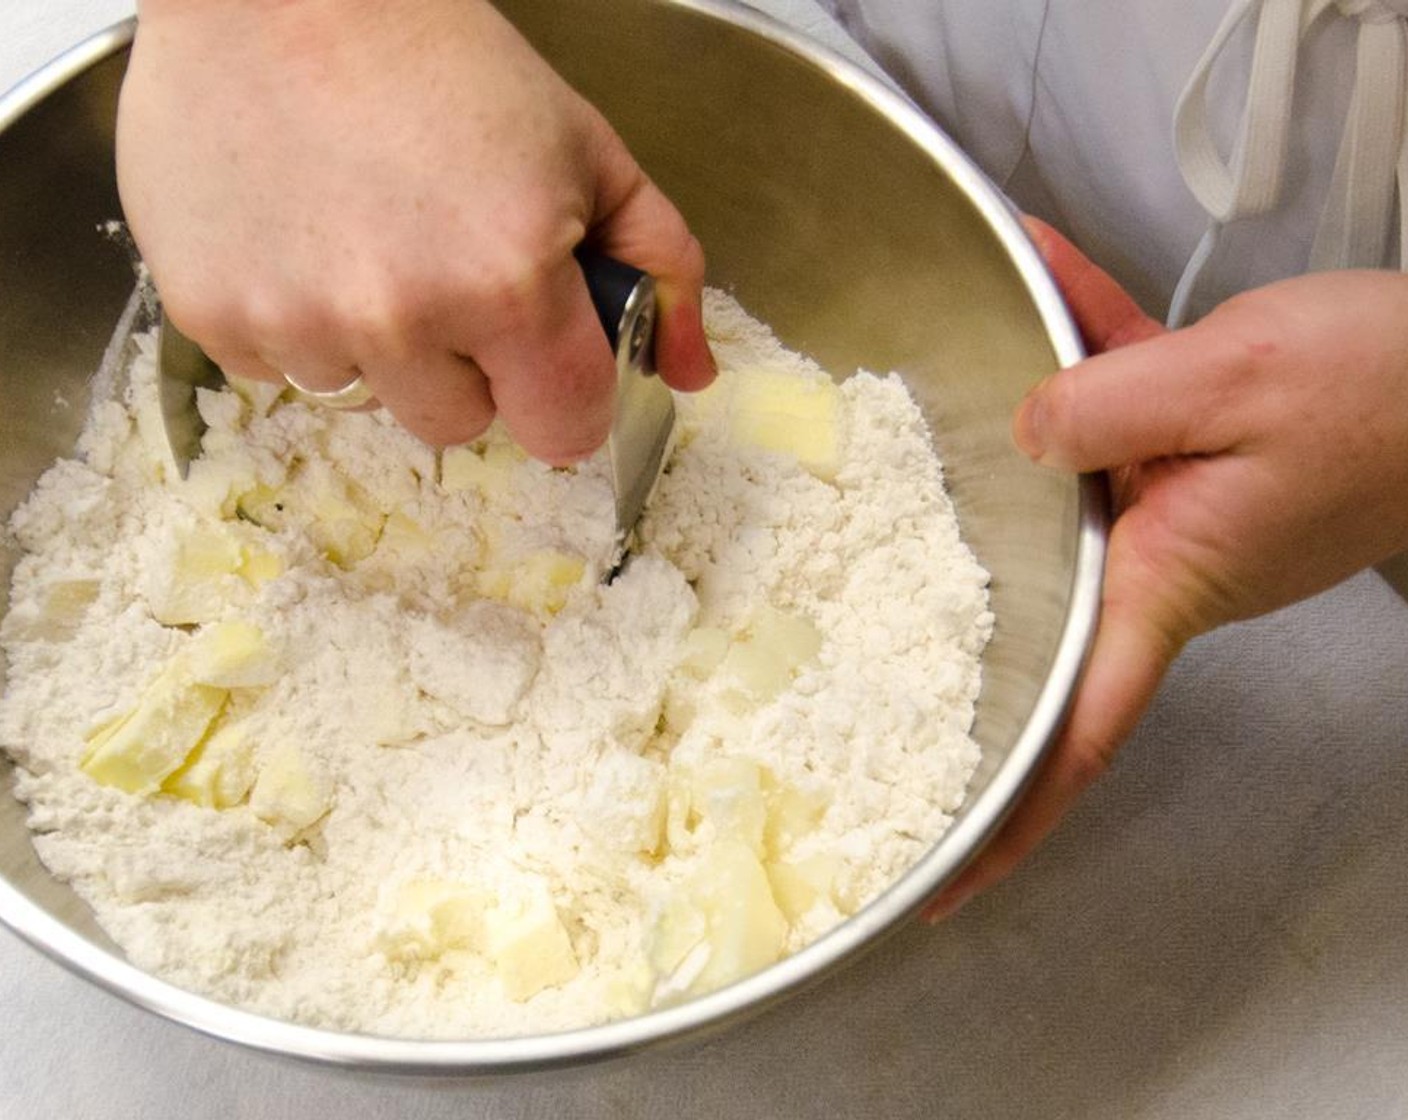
left=824, top=0, right=1404, bottom=323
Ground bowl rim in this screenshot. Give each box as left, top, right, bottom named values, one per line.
left=0, top=1, right=1105, bottom=1074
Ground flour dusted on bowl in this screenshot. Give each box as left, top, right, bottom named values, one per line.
left=0, top=289, right=992, bottom=1038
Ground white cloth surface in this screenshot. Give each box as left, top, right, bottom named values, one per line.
left=3, top=3, right=1408, bottom=1119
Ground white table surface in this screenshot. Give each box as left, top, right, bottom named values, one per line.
left=4, top=3, right=1408, bottom=1118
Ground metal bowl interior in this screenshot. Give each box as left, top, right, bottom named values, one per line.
left=0, top=0, right=1102, bottom=1074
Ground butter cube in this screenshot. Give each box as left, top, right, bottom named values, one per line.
left=376, top=509, right=435, bottom=559
left=161, top=719, right=256, bottom=809
left=765, top=854, right=842, bottom=923
left=249, top=744, right=332, bottom=838
left=184, top=620, right=280, bottom=688
left=689, top=757, right=768, bottom=855
left=146, top=523, right=246, bottom=626
left=603, top=961, right=654, bottom=1019
left=237, top=541, right=284, bottom=586
left=375, top=877, right=486, bottom=963
left=719, top=606, right=822, bottom=704
left=441, top=441, right=523, bottom=494
left=301, top=464, right=384, bottom=568
left=483, top=883, right=579, bottom=1002
left=730, top=367, right=841, bottom=480
left=477, top=550, right=585, bottom=616
left=764, top=783, right=829, bottom=860
left=80, top=667, right=227, bottom=795
left=235, top=465, right=385, bottom=568
left=234, top=483, right=287, bottom=531
left=647, top=890, right=708, bottom=978
left=687, top=839, right=788, bottom=995
left=679, top=626, right=729, bottom=677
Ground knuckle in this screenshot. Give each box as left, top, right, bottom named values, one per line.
left=1041, top=370, right=1084, bottom=448
left=670, top=230, right=707, bottom=287
left=158, top=288, right=233, bottom=349
left=240, top=289, right=301, bottom=343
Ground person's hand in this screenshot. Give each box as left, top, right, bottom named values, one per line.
left=116, top=0, right=715, bottom=462
left=924, top=218, right=1408, bottom=921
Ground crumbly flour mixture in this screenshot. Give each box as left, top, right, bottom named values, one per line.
left=0, top=290, right=992, bottom=1038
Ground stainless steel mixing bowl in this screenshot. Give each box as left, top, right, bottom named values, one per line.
left=0, top=1, right=1104, bottom=1074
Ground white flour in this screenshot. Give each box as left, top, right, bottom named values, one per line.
left=0, top=290, right=992, bottom=1038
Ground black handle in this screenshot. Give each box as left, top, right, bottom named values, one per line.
left=576, top=247, right=649, bottom=351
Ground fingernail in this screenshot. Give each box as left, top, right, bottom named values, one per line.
left=1012, top=383, right=1048, bottom=461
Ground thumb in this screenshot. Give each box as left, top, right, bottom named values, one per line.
left=590, top=130, right=716, bottom=392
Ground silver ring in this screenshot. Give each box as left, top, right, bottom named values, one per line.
left=282, top=370, right=375, bottom=409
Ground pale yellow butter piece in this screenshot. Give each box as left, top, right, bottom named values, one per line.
left=234, top=483, right=286, bottom=531
left=765, top=854, right=842, bottom=923
left=763, top=783, right=829, bottom=861
left=375, top=877, right=486, bottom=964
left=689, top=757, right=768, bottom=856
left=679, top=626, right=730, bottom=677
left=661, top=839, right=794, bottom=997
left=440, top=441, right=524, bottom=494
left=80, top=667, right=227, bottom=795
left=237, top=541, right=284, bottom=586
left=235, top=464, right=385, bottom=568
left=301, top=464, right=384, bottom=568
left=161, top=719, right=257, bottom=809
left=184, top=620, right=279, bottom=688
left=729, top=367, right=841, bottom=481
left=146, top=523, right=246, bottom=626
left=718, top=605, right=822, bottom=705
left=483, top=884, right=580, bottom=1002
left=603, top=961, right=654, bottom=1019
left=647, top=889, right=708, bottom=978
left=376, top=509, right=434, bottom=558
left=477, top=550, right=585, bottom=617
left=249, top=744, right=332, bottom=838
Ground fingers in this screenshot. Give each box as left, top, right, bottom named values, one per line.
left=590, top=134, right=716, bottom=393
left=361, top=351, right=496, bottom=447
left=921, top=518, right=1188, bottom=923
left=1023, top=217, right=1164, bottom=353
left=197, top=344, right=283, bottom=387
left=929, top=219, right=1214, bottom=924
left=460, top=252, right=619, bottom=465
